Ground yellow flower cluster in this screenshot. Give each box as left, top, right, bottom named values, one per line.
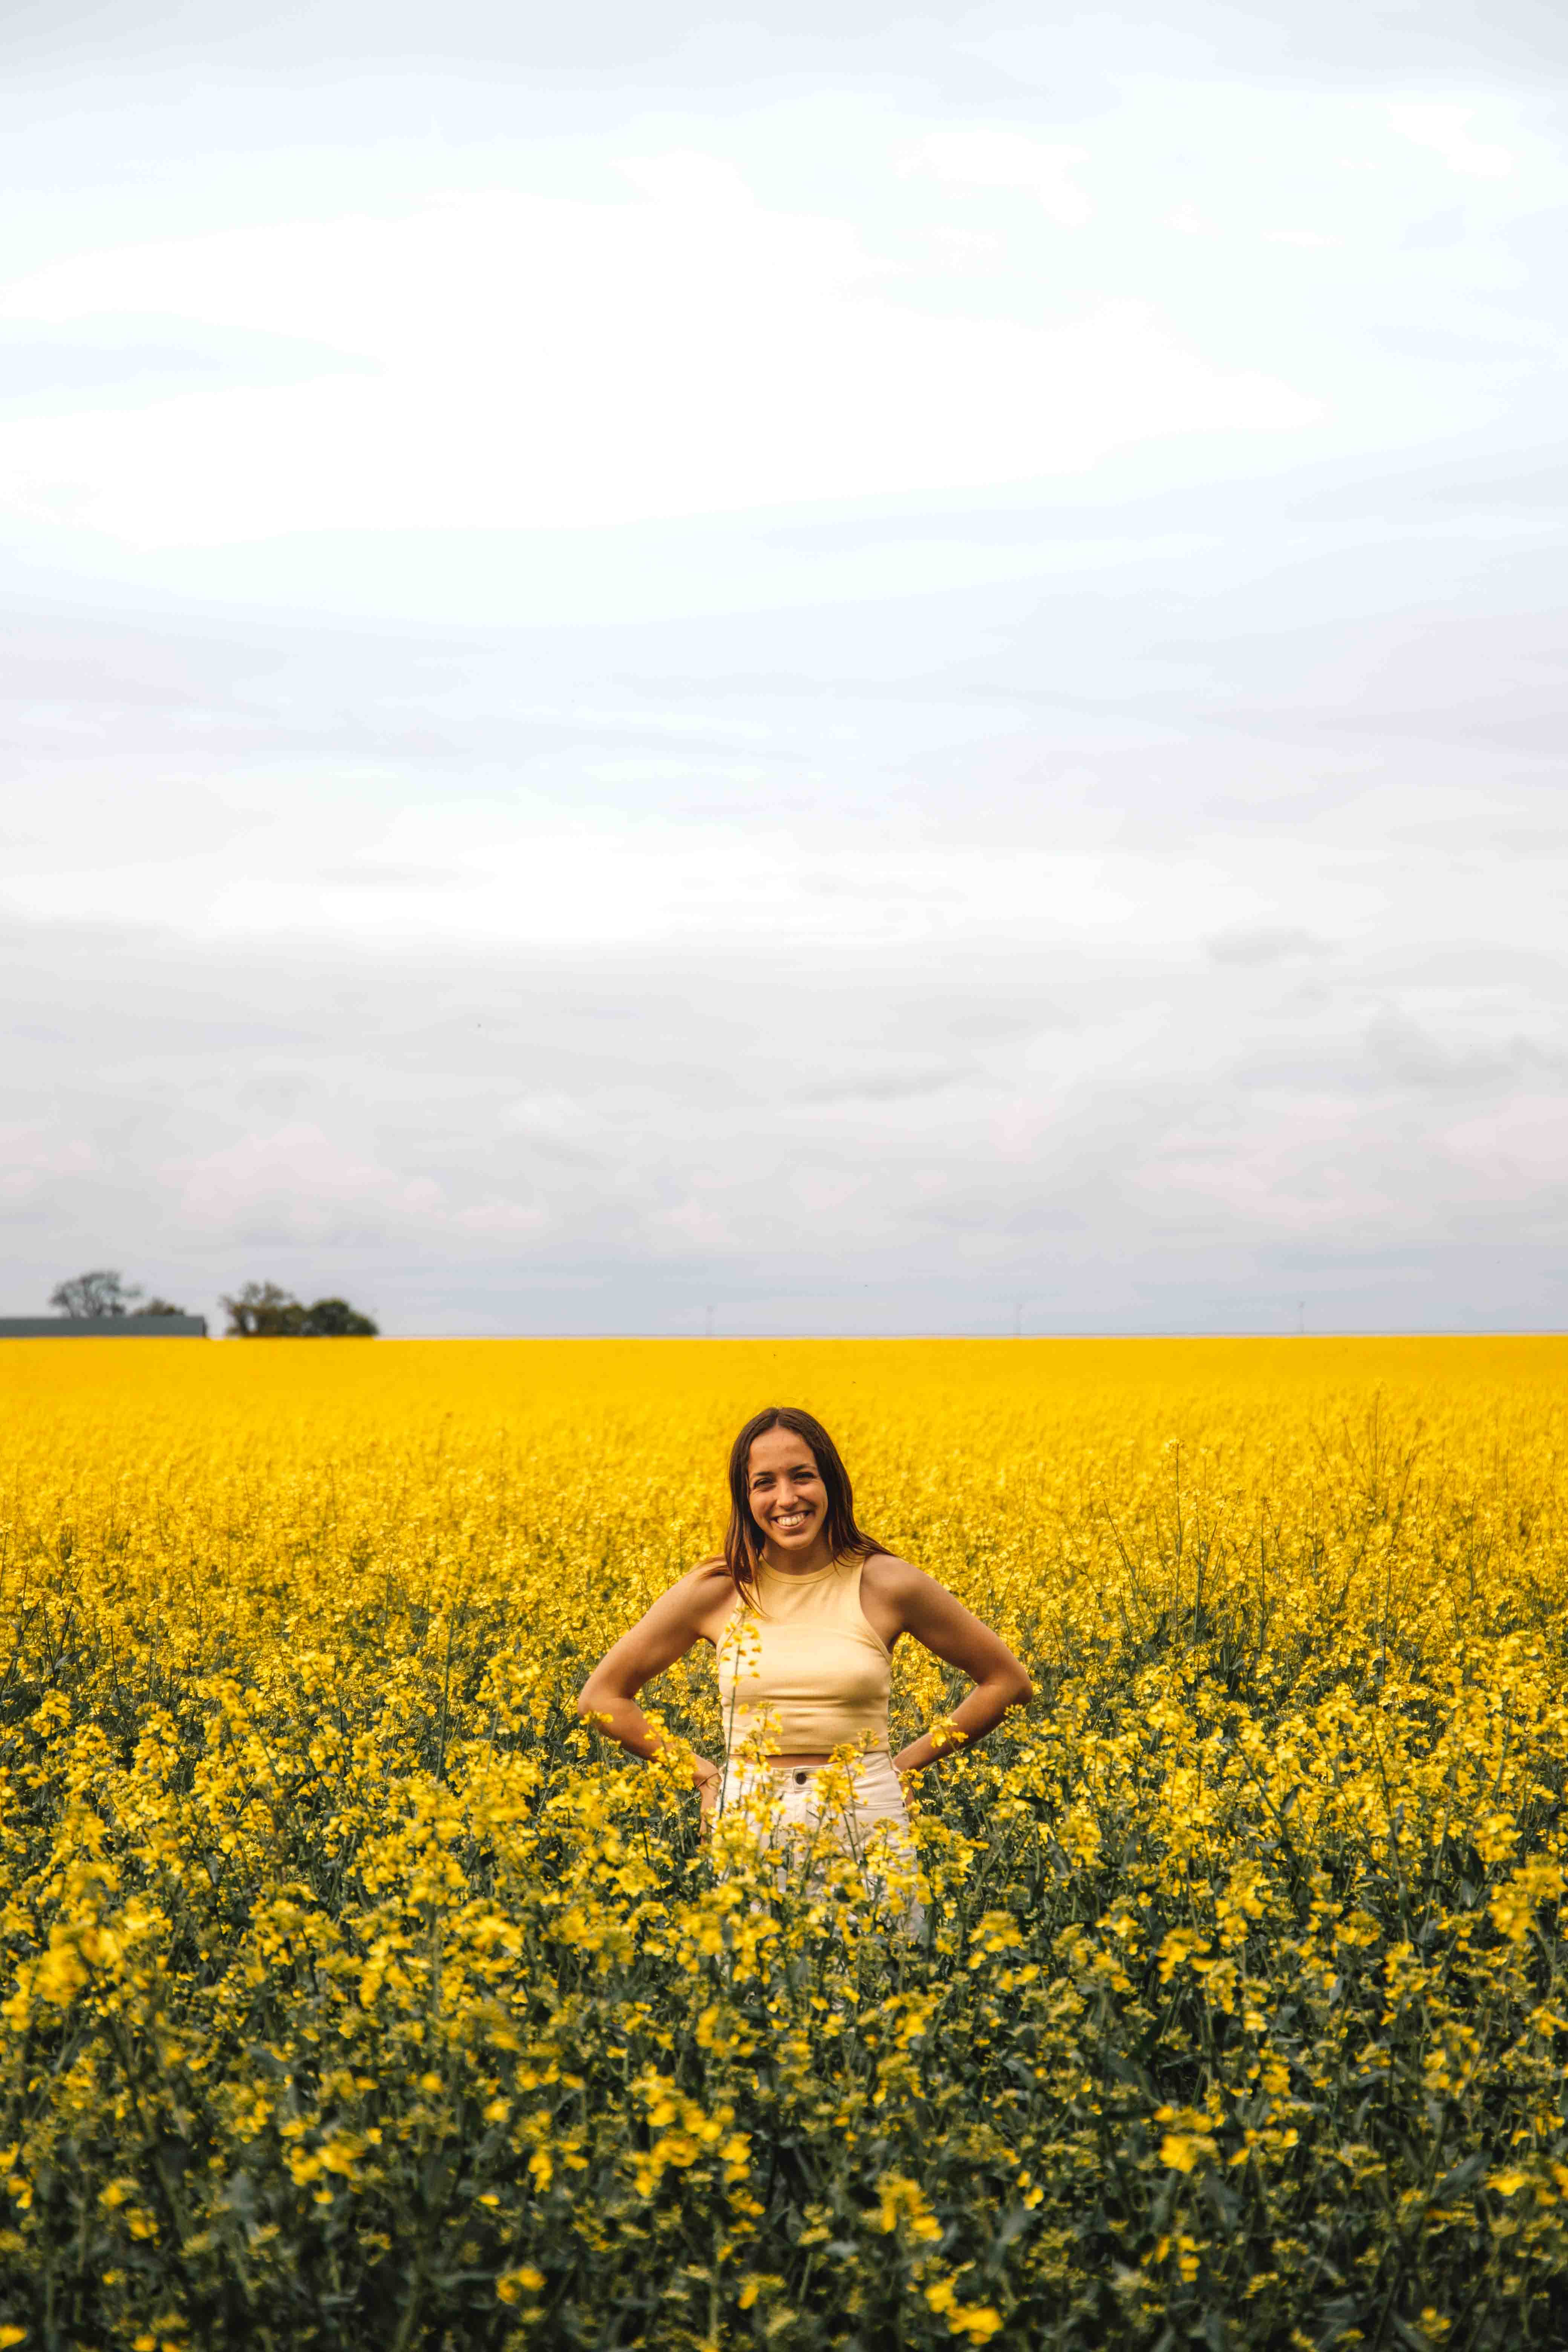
left=0, top=1333, right=1564, bottom=2351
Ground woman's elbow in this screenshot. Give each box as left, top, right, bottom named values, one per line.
left=577, top=1677, right=610, bottom=1724
left=1004, top=1667, right=1034, bottom=1709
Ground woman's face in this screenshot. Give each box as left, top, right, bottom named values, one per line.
left=746, top=1426, right=827, bottom=1558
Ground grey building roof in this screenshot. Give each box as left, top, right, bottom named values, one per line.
left=0, top=1316, right=208, bottom=1337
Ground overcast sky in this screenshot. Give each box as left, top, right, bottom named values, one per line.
left=3, top=0, right=1565, bottom=1335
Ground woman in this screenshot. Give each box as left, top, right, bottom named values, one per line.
left=577, top=1405, right=1033, bottom=1917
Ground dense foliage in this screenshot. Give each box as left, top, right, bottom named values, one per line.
left=46, top=1274, right=186, bottom=1321
left=219, top=1283, right=378, bottom=1337
left=0, top=1336, right=1565, bottom=2351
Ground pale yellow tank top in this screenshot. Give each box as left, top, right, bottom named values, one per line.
left=716, top=1554, right=892, bottom=1757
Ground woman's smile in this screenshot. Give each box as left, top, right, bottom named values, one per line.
left=763, top=1497, right=821, bottom=1545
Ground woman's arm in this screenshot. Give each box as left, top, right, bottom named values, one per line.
left=577, top=1562, right=732, bottom=1815
left=865, top=1556, right=1033, bottom=1780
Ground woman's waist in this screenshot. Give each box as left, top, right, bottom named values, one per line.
left=747, top=1749, right=853, bottom=1769
left=724, top=1697, right=889, bottom=1742
left=721, top=1747, right=907, bottom=1803
left=724, top=1728, right=890, bottom=1769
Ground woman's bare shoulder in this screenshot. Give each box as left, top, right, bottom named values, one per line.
left=673, top=1556, right=736, bottom=1643
left=662, top=1556, right=731, bottom=1594
left=684, top=1553, right=733, bottom=1585
left=860, top=1548, right=927, bottom=1596
left=636, top=1556, right=731, bottom=1619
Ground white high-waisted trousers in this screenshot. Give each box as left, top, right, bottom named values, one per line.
left=714, top=1749, right=925, bottom=1937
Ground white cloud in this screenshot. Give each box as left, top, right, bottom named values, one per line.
left=1440, top=1096, right=1568, bottom=1192
left=1127, top=1098, right=1390, bottom=1231
left=167, top=1122, right=444, bottom=1237
left=1388, top=102, right=1514, bottom=181
left=900, top=129, right=1094, bottom=226
left=0, top=1124, right=100, bottom=1204
left=0, top=799, right=1263, bottom=955
left=0, top=180, right=1318, bottom=544
left=450, top=1199, right=550, bottom=1236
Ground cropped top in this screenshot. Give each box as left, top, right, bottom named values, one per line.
left=716, top=1554, right=892, bottom=1757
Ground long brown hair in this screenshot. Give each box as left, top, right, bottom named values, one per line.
left=724, top=1406, right=882, bottom=1600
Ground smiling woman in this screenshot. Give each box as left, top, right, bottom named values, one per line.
left=577, top=1404, right=1032, bottom=1930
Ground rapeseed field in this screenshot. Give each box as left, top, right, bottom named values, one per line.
left=1, top=1335, right=1565, bottom=2351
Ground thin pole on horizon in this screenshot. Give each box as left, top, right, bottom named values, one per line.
left=704, top=1305, right=714, bottom=1340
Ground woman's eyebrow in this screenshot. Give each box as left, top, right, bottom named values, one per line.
left=750, top=1458, right=817, bottom=1481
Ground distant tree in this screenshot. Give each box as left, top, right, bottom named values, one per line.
left=300, top=1297, right=378, bottom=1337
left=50, top=1269, right=142, bottom=1319
left=132, top=1297, right=188, bottom=1318
left=221, top=1281, right=305, bottom=1337
left=221, top=1283, right=377, bottom=1338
